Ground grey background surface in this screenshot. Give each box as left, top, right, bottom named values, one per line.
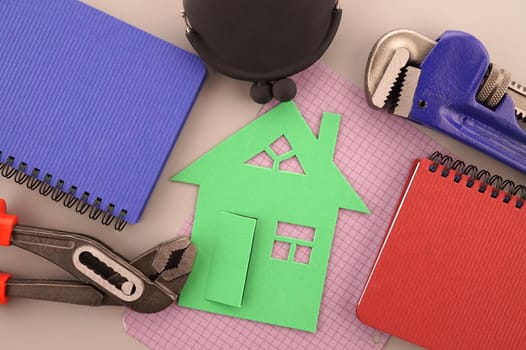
left=1, top=0, right=525, bottom=349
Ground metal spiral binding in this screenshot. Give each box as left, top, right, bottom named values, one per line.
left=0, top=153, right=127, bottom=230
left=428, top=151, right=526, bottom=208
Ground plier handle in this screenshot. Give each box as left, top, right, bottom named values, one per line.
left=0, top=199, right=196, bottom=313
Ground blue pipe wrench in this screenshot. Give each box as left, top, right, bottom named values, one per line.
left=365, top=29, right=526, bottom=173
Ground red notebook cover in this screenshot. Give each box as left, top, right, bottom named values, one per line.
left=357, top=153, right=526, bottom=350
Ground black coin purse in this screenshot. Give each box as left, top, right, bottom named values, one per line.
left=182, top=0, right=342, bottom=103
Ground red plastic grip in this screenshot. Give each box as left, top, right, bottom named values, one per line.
left=0, top=199, right=17, bottom=246
left=0, top=272, right=11, bottom=304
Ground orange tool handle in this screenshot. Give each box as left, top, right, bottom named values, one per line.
left=0, top=272, right=11, bottom=304
left=0, top=199, right=18, bottom=246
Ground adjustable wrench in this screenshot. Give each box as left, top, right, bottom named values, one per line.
left=365, top=29, right=526, bottom=173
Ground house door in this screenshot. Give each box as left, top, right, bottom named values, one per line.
left=204, top=212, right=257, bottom=307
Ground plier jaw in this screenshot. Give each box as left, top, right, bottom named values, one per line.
left=365, top=29, right=526, bottom=173
left=0, top=199, right=196, bottom=313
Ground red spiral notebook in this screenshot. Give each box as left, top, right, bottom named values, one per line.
left=357, top=153, right=526, bottom=350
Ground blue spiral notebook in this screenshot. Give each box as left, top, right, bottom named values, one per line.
left=0, top=0, right=206, bottom=229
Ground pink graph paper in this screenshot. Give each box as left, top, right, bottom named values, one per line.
left=123, top=62, right=445, bottom=349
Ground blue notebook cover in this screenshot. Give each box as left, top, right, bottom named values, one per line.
left=0, top=0, right=206, bottom=228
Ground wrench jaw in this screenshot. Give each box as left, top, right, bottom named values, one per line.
left=371, top=48, right=422, bottom=118
left=391, top=65, right=422, bottom=118
left=365, top=29, right=436, bottom=117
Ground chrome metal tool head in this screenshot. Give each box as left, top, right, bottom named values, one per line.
left=365, top=29, right=435, bottom=117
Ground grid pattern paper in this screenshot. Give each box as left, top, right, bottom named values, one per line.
left=271, top=240, right=292, bottom=261
left=123, top=62, right=446, bottom=349
left=269, top=136, right=293, bottom=156
left=277, top=222, right=315, bottom=242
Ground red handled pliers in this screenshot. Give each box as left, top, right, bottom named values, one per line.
left=0, top=199, right=196, bottom=313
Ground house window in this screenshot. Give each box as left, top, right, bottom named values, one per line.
left=245, top=135, right=305, bottom=175
left=271, top=222, right=315, bottom=264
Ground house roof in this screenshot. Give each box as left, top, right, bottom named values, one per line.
left=172, top=101, right=368, bottom=213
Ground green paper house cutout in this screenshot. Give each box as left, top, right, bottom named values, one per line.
left=173, top=101, right=369, bottom=332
